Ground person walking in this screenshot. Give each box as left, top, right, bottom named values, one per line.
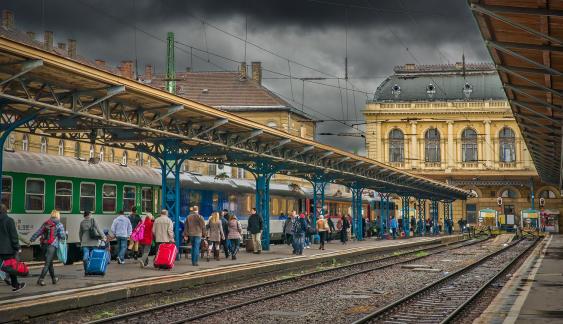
left=291, top=214, right=307, bottom=255
left=316, top=215, right=329, bottom=250
left=339, top=214, right=350, bottom=244
left=327, top=216, right=335, bottom=242
left=227, top=214, right=242, bottom=260
left=78, top=211, right=106, bottom=272
left=139, top=213, right=154, bottom=268
left=283, top=211, right=296, bottom=246
left=390, top=216, right=398, bottom=239
left=127, top=207, right=142, bottom=260
left=247, top=207, right=263, bottom=254
left=111, top=211, right=132, bottom=264
left=0, top=204, right=25, bottom=292
left=183, top=206, right=205, bottom=266
left=220, top=209, right=230, bottom=259
left=410, top=216, right=416, bottom=236
left=207, top=212, right=224, bottom=261
left=153, top=209, right=174, bottom=253
left=30, top=210, right=65, bottom=286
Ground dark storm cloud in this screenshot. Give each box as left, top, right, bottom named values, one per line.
left=1, top=0, right=491, bottom=153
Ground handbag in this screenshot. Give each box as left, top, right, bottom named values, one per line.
left=89, top=218, right=102, bottom=240
left=1, top=258, right=29, bottom=276
left=57, top=238, right=68, bottom=264
left=130, top=222, right=145, bottom=242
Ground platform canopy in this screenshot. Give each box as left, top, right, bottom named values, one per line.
left=469, top=0, right=563, bottom=188
left=0, top=35, right=469, bottom=201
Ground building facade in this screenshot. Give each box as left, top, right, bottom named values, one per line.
left=364, top=63, right=563, bottom=230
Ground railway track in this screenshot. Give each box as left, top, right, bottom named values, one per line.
left=352, top=238, right=538, bottom=324
left=87, top=237, right=487, bottom=324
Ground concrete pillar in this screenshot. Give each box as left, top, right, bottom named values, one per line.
left=447, top=121, right=454, bottom=168
left=410, top=121, right=418, bottom=168
left=484, top=120, right=491, bottom=167
left=376, top=121, right=383, bottom=162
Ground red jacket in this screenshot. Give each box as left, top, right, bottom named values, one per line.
left=140, top=218, right=154, bottom=245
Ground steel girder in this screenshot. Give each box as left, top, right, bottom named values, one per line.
left=304, top=172, right=332, bottom=230
left=349, top=182, right=364, bottom=241
left=417, top=198, right=426, bottom=236
left=378, top=192, right=391, bottom=239
left=401, top=196, right=411, bottom=238
left=431, top=200, right=440, bottom=235
left=442, top=201, right=453, bottom=235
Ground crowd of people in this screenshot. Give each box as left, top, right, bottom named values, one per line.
left=1, top=202, right=464, bottom=293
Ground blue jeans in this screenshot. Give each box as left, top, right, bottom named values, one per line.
left=190, top=236, right=201, bottom=265
left=228, top=238, right=240, bottom=257
left=117, top=237, right=128, bottom=261
left=293, top=233, right=305, bottom=255
left=82, top=246, right=95, bottom=270
left=392, top=228, right=397, bottom=239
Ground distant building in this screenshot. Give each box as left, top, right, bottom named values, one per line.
left=364, top=62, right=562, bottom=230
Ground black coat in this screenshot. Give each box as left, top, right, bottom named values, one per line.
left=247, top=213, right=263, bottom=234
left=0, top=212, right=19, bottom=256
left=220, top=216, right=229, bottom=238
left=129, top=213, right=142, bottom=229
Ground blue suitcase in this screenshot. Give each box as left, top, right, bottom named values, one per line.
left=85, top=248, right=109, bottom=276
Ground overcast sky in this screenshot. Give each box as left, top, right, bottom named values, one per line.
left=4, top=0, right=491, bottom=154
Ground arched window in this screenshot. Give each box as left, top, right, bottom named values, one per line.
left=22, top=134, right=29, bottom=151
left=461, top=128, right=478, bottom=162
left=122, top=151, right=128, bottom=165
left=389, top=129, right=404, bottom=163
left=58, top=140, right=65, bottom=156
left=40, top=137, right=48, bottom=153
left=501, top=189, right=518, bottom=198
left=266, top=121, right=277, bottom=128
left=4, top=134, right=15, bottom=150
left=99, top=147, right=104, bottom=161
left=468, top=189, right=479, bottom=198
left=74, top=142, right=81, bottom=158
left=146, top=158, right=152, bottom=168
left=539, top=190, right=557, bottom=199
left=135, top=152, right=142, bottom=166
left=499, top=127, right=516, bottom=163
left=89, top=145, right=95, bottom=159
left=424, top=128, right=441, bottom=163
left=110, top=148, right=115, bottom=163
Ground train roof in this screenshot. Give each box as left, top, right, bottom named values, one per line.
left=3, top=151, right=161, bottom=185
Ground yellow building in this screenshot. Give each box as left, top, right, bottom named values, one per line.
left=364, top=63, right=563, bottom=230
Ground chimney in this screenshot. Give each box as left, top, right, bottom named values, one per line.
left=57, top=42, right=66, bottom=51
left=95, top=59, right=106, bottom=68
left=251, top=61, right=261, bottom=85
left=67, top=39, right=77, bottom=58
left=144, top=64, right=153, bottom=81
left=44, top=31, right=53, bottom=51
left=119, top=60, right=134, bottom=79
left=2, top=10, right=14, bottom=30
left=240, top=61, right=247, bottom=80
left=26, top=31, right=35, bottom=42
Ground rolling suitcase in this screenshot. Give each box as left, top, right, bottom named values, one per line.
left=85, top=248, right=109, bottom=276
left=154, top=243, right=178, bottom=269
left=245, top=233, right=254, bottom=253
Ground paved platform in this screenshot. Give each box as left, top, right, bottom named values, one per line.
left=0, top=235, right=463, bottom=322
left=475, top=234, right=563, bottom=324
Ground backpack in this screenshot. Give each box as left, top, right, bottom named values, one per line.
left=41, top=220, right=56, bottom=245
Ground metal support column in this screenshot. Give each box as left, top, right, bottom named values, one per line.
left=350, top=183, right=364, bottom=241
left=431, top=200, right=439, bottom=235
left=417, top=198, right=426, bottom=236
left=401, top=196, right=410, bottom=238
left=307, top=173, right=331, bottom=229
left=379, top=193, right=390, bottom=239
left=443, top=201, right=452, bottom=235
left=0, top=112, right=40, bottom=186
left=246, top=160, right=283, bottom=251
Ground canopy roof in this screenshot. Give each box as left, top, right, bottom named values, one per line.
left=470, top=0, right=563, bottom=188
left=0, top=35, right=469, bottom=200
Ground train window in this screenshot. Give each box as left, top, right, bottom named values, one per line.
left=25, top=178, right=45, bottom=212
left=102, top=184, right=117, bottom=213
left=2, top=176, right=12, bottom=211
left=54, top=181, right=72, bottom=212
left=80, top=183, right=96, bottom=212
left=142, top=187, right=153, bottom=212
left=123, top=186, right=136, bottom=212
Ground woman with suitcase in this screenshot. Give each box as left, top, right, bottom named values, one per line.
left=206, top=212, right=224, bottom=261
left=78, top=211, right=106, bottom=273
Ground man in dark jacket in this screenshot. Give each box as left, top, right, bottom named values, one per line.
left=0, top=204, right=25, bottom=291
left=247, top=208, right=263, bottom=254
left=220, top=209, right=230, bottom=258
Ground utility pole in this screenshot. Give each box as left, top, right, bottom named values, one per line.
left=166, top=32, right=176, bottom=94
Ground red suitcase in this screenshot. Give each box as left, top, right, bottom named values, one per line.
left=154, top=243, right=178, bottom=269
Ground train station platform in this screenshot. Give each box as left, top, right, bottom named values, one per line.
left=0, top=235, right=463, bottom=322
left=475, top=234, right=563, bottom=324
